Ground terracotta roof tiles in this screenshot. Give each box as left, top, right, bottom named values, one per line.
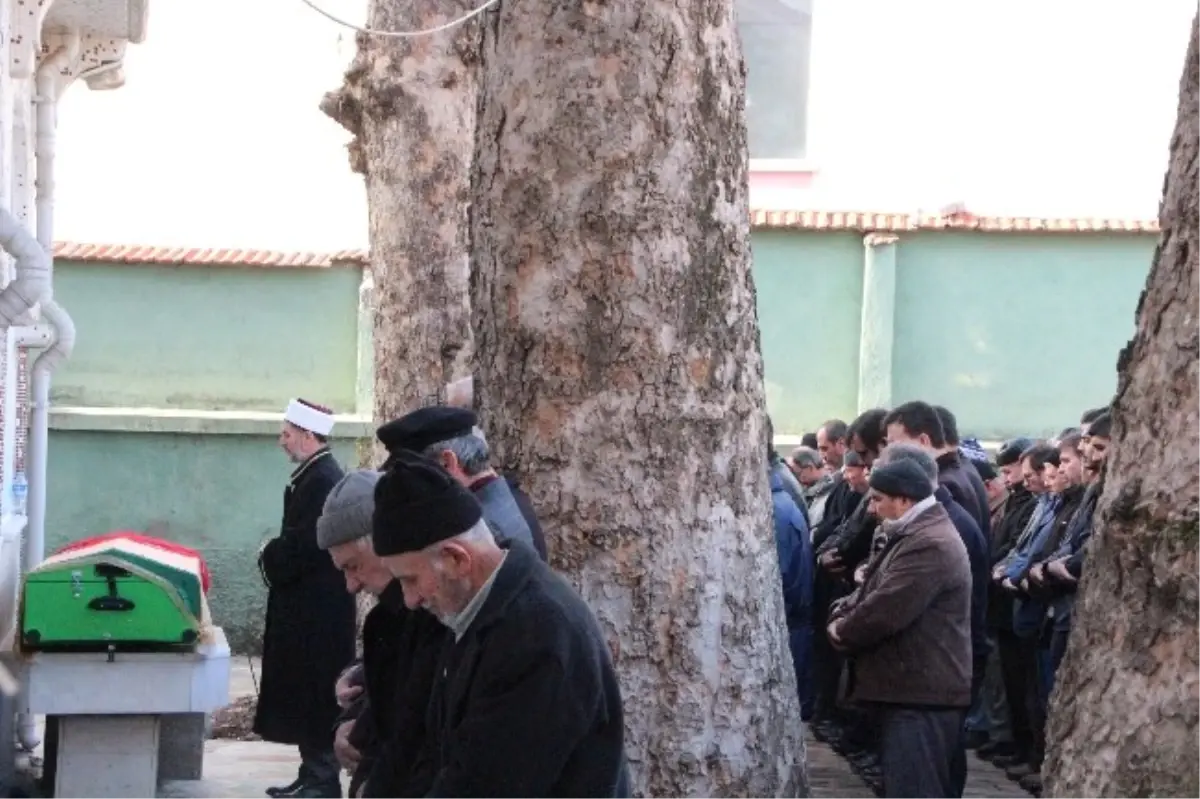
left=49, top=210, right=1158, bottom=268
left=51, top=242, right=368, bottom=268
left=748, top=209, right=1160, bottom=234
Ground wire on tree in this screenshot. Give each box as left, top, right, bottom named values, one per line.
left=297, top=0, right=500, bottom=38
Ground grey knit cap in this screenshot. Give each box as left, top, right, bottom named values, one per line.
left=317, top=469, right=382, bottom=550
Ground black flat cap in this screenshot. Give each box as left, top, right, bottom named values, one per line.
left=377, top=406, right=477, bottom=459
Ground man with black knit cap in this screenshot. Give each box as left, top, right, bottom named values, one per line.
left=826, top=458, right=972, bottom=798
left=372, top=450, right=630, bottom=797
left=376, top=406, right=548, bottom=560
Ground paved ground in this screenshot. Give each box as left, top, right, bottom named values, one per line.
left=804, top=729, right=874, bottom=798
left=155, top=658, right=1025, bottom=798
left=158, top=657, right=345, bottom=798
left=805, top=725, right=1030, bottom=799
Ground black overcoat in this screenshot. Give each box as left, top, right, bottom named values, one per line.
left=253, top=448, right=356, bottom=747
left=356, top=582, right=448, bottom=797
left=419, top=540, right=631, bottom=797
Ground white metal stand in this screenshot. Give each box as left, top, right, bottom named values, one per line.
left=19, top=627, right=231, bottom=798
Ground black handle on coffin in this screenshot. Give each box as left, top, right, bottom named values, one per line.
left=88, top=595, right=135, bottom=612
left=88, top=563, right=135, bottom=612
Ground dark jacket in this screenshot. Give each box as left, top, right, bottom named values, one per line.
left=811, top=477, right=863, bottom=551
left=935, top=486, right=989, bottom=662
left=1063, top=478, right=1103, bottom=580
left=1027, top=484, right=1087, bottom=576
left=505, top=476, right=549, bottom=560
left=816, top=495, right=877, bottom=571
left=419, top=540, right=630, bottom=797
left=771, top=468, right=814, bottom=627
left=986, top=485, right=1038, bottom=630
left=1047, top=480, right=1102, bottom=630
left=936, top=451, right=991, bottom=541
left=990, top=485, right=1038, bottom=564
left=830, top=500, right=973, bottom=708
left=254, top=449, right=357, bottom=746
left=471, top=473, right=548, bottom=562
left=357, top=583, right=449, bottom=798
left=1012, top=485, right=1087, bottom=637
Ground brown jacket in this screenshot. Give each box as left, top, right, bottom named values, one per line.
left=830, top=501, right=973, bottom=707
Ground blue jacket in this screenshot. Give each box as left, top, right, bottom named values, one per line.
left=771, top=468, right=814, bottom=628
left=935, top=486, right=990, bottom=660
left=1005, top=494, right=1060, bottom=582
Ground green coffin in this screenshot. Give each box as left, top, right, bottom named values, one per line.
left=20, top=542, right=204, bottom=651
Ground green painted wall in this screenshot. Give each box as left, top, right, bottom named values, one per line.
left=753, top=230, right=863, bottom=434
left=25, top=233, right=1154, bottom=652
left=890, top=233, right=1154, bottom=440
left=44, top=429, right=360, bottom=654
left=50, top=262, right=364, bottom=412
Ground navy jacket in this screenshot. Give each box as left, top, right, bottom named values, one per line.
left=937, top=451, right=991, bottom=541
left=771, top=468, right=814, bottom=627
left=935, top=485, right=989, bottom=661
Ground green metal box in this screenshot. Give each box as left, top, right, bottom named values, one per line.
left=20, top=546, right=204, bottom=652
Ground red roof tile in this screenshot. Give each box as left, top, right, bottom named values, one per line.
left=48, top=210, right=1158, bottom=268
left=748, top=209, right=1160, bottom=234
left=51, top=242, right=368, bottom=268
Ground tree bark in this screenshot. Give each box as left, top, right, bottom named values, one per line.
left=468, top=2, right=806, bottom=796
left=321, top=0, right=482, bottom=644
left=1044, top=15, right=1199, bottom=798
left=320, top=1, right=480, bottom=423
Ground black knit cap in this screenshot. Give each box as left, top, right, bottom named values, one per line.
left=996, top=437, right=1035, bottom=467
left=868, top=459, right=934, bottom=502
left=372, top=449, right=484, bottom=557
left=974, top=460, right=998, bottom=482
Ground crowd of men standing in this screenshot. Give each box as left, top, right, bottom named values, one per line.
left=783, top=402, right=1113, bottom=798
left=244, top=393, right=1111, bottom=798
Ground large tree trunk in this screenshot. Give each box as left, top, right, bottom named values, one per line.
left=321, top=1, right=481, bottom=643
left=1044, top=15, right=1199, bottom=798
left=320, top=1, right=480, bottom=423
left=468, top=2, right=806, bottom=796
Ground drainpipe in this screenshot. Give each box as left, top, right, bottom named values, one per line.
left=0, top=209, right=49, bottom=325
left=13, top=32, right=80, bottom=755
left=0, top=209, right=53, bottom=753
left=25, top=32, right=79, bottom=568
left=0, top=212, right=55, bottom=506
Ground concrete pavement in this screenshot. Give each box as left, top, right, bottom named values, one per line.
left=171, top=658, right=1027, bottom=798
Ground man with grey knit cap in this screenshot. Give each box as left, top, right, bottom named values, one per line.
left=826, top=458, right=972, bottom=798
left=316, top=469, right=447, bottom=798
